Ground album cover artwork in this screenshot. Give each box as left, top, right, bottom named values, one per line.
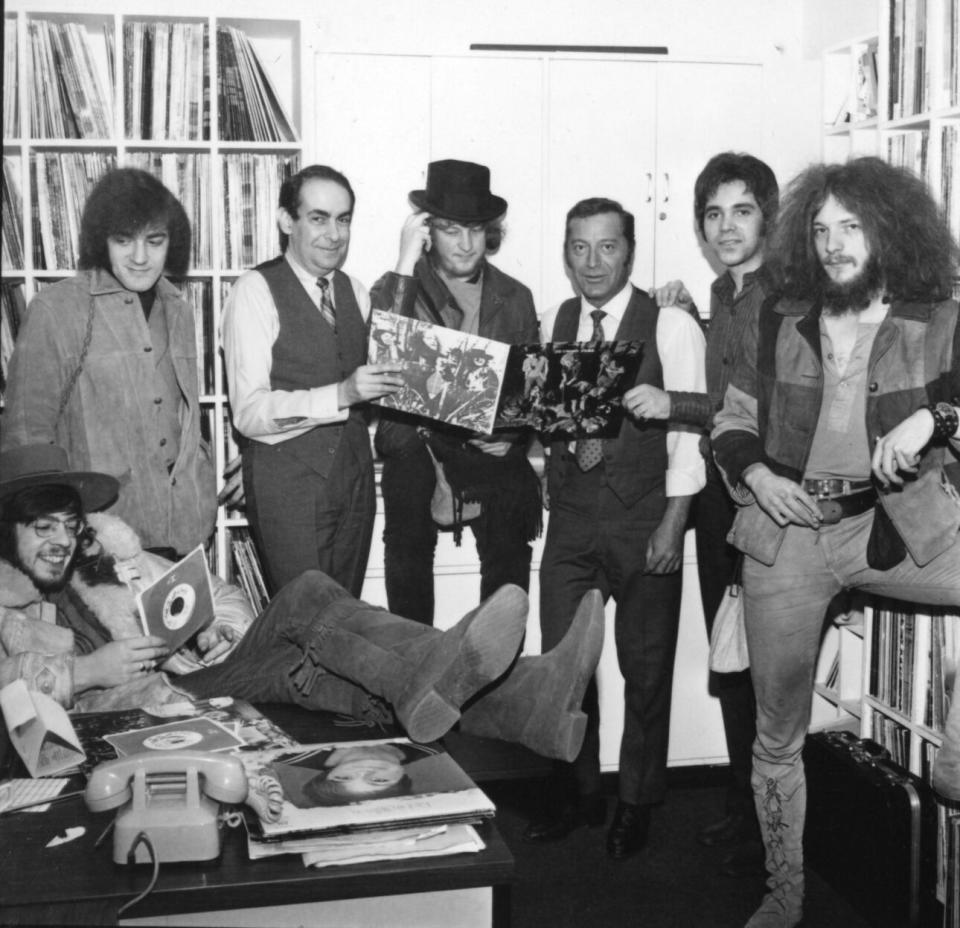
left=368, top=309, right=510, bottom=434
left=135, top=544, right=214, bottom=651
left=494, top=339, right=644, bottom=438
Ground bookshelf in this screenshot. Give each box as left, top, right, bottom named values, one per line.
left=0, top=10, right=305, bottom=586
left=817, top=6, right=960, bottom=923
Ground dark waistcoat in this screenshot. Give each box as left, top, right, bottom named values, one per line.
left=252, top=258, right=369, bottom=478
left=547, top=288, right=668, bottom=508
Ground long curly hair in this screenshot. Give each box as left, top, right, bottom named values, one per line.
left=768, top=157, right=959, bottom=302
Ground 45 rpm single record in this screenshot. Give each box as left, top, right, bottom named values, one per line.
left=143, top=729, right=203, bottom=751
left=163, top=583, right=196, bottom=631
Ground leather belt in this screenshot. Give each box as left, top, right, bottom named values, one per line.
left=806, top=485, right=877, bottom=524
left=802, top=478, right=873, bottom=499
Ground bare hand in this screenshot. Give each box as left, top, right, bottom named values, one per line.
left=871, top=409, right=934, bottom=487
left=195, top=624, right=238, bottom=665
left=653, top=279, right=694, bottom=312
left=338, top=364, right=405, bottom=408
left=75, top=636, right=169, bottom=691
left=745, top=465, right=821, bottom=528
left=624, top=383, right=671, bottom=421
left=218, top=454, right=244, bottom=509
left=396, top=211, right=432, bottom=275
left=644, top=520, right=684, bottom=574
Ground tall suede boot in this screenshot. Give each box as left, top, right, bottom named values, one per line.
left=745, top=773, right=804, bottom=928
left=459, top=589, right=604, bottom=762
left=933, top=691, right=960, bottom=802
left=296, top=584, right=527, bottom=743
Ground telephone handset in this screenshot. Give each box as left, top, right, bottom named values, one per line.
left=85, top=750, right=247, bottom=864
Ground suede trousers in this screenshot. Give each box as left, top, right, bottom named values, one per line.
left=539, top=462, right=683, bottom=805
left=744, top=507, right=960, bottom=844
left=380, top=441, right=533, bottom=625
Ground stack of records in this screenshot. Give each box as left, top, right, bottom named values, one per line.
left=239, top=739, right=494, bottom=868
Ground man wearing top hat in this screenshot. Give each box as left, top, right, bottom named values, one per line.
left=371, top=159, right=542, bottom=626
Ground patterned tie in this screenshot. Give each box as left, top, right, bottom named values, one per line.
left=574, top=309, right=607, bottom=472
left=317, top=276, right=337, bottom=331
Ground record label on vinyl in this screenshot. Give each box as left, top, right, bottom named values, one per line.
left=163, top=583, right=197, bottom=631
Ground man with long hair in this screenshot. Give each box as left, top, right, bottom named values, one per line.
left=0, top=443, right=604, bottom=763
left=2, top=168, right=216, bottom=557
left=712, top=156, right=960, bottom=928
left=629, top=151, right=780, bottom=877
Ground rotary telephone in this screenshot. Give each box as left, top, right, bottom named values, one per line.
left=84, top=750, right=247, bottom=864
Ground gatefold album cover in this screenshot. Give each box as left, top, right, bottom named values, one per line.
left=240, top=738, right=495, bottom=839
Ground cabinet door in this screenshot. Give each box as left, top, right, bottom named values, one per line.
left=653, top=62, right=764, bottom=314
left=544, top=58, right=658, bottom=311
left=313, top=52, right=432, bottom=290
left=430, top=56, right=544, bottom=301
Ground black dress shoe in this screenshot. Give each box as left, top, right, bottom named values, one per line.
left=523, top=791, right=606, bottom=843
left=698, top=810, right=748, bottom=847
left=606, top=800, right=651, bottom=859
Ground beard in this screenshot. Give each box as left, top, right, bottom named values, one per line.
left=820, top=254, right=884, bottom=315
left=14, top=547, right=75, bottom=594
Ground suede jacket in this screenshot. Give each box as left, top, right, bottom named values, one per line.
left=712, top=296, right=960, bottom=568
left=2, top=269, right=217, bottom=553
left=0, top=514, right=253, bottom=711
left=370, top=257, right=539, bottom=458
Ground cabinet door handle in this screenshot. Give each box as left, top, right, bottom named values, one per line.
left=645, top=172, right=654, bottom=202
left=662, top=172, right=670, bottom=204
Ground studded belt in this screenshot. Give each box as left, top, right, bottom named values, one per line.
left=802, top=479, right=877, bottom=524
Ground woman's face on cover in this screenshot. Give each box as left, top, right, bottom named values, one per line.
left=326, top=750, right=404, bottom=795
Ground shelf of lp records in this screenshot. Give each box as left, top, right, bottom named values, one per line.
left=862, top=599, right=960, bottom=924
left=1, top=11, right=304, bottom=583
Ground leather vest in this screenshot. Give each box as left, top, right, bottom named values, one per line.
left=546, top=288, right=668, bottom=508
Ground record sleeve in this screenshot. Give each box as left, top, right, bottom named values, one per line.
left=135, top=544, right=214, bottom=651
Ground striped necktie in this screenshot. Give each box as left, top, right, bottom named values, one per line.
left=317, top=276, right=337, bottom=331
left=574, top=309, right=607, bottom=472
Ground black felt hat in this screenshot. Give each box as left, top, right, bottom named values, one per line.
left=409, top=160, right=508, bottom=223
left=0, top=444, right=118, bottom=515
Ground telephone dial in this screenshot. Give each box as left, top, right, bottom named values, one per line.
left=84, top=750, right=248, bottom=864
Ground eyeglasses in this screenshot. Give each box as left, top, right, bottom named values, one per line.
left=29, top=516, right=85, bottom=539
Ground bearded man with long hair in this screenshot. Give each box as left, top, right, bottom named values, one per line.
left=712, top=156, right=960, bottom=928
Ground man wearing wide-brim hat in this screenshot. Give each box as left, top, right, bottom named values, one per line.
left=371, top=159, right=542, bottom=626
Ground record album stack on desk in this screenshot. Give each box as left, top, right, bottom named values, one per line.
left=239, top=738, right=495, bottom=868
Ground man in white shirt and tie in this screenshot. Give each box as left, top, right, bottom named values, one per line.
left=524, top=197, right=706, bottom=859
left=222, top=165, right=403, bottom=596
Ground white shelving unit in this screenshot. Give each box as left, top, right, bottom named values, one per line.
left=1, top=10, right=306, bottom=582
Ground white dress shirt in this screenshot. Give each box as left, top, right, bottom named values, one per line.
left=221, top=253, right=370, bottom=445
left=540, top=283, right=706, bottom=498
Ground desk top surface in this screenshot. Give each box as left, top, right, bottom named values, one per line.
left=0, top=704, right=515, bottom=925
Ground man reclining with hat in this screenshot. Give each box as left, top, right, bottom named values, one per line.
left=0, top=444, right=603, bottom=761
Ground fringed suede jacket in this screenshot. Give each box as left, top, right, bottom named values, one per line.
left=0, top=513, right=253, bottom=711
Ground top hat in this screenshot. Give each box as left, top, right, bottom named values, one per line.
left=0, top=444, right=119, bottom=515
left=409, top=160, right=507, bottom=224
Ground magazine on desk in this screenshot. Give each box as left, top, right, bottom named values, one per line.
left=240, top=738, right=495, bottom=841
left=368, top=308, right=643, bottom=438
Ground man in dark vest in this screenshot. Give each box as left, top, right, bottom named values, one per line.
left=524, top=197, right=706, bottom=859
left=222, top=165, right=404, bottom=597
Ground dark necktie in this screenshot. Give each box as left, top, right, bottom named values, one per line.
left=574, top=309, right=607, bottom=472
left=317, top=277, right=337, bottom=331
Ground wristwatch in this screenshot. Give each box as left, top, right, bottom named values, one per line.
left=923, top=402, right=960, bottom=442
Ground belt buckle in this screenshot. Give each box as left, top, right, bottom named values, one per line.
left=809, top=478, right=841, bottom=501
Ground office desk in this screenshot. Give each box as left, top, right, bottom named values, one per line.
left=0, top=706, right=516, bottom=928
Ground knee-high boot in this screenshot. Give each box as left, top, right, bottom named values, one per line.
left=745, top=770, right=805, bottom=928
left=458, top=589, right=604, bottom=762
left=292, top=584, right=528, bottom=744
left=933, top=689, right=960, bottom=802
